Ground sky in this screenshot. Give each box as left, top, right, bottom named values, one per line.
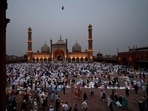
left=6, top=0, right=148, bottom=56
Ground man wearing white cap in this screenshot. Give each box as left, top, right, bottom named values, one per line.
left=82, top=100, right=88, bottom=111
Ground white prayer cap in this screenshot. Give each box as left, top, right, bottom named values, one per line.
left=34, top=101, right=37, bottom=106
left=23, top=100, right=26, bottom=102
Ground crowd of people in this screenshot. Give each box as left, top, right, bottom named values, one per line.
left=5, top=62, right=148, bottom=111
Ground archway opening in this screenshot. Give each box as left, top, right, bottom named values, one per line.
left=53, top=48, right=65, bottom=61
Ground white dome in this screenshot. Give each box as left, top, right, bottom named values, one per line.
left=41, top=42, right=50, bottom=53
left=72, top=41, right=81, bottom=52
left=56, top=36, right=66, bottom=44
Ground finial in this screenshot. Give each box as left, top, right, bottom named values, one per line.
left=88, top=24, right=92, bottom=29
left=28, top=27, right=32, bottom=32
left=60, top=35, right=62, bottom=40
left=117, top=48, right=119, bottom=53
left=76, top=40, right=78, bottom=44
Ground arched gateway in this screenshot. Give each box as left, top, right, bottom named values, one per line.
left=54, top=48, right=65, bottom=61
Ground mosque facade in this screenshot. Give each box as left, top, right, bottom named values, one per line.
left=27, top=24, right=93, bottom=62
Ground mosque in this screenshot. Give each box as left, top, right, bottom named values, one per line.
left=27, top=24, right=93, bottom=62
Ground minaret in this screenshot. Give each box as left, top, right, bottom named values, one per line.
left=88, top=24, right=93, bottom=62
left=50, top=39, right=53, bottom=61
left=27, top=27, right=33, bottom=62
left=65, top=38, right=68, bottom=61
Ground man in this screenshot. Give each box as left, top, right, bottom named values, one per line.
left=63, top=83, right=66, bottom=95
left=134, top=84, right=138, bottom=94
left=21, top=100, right=27, bottom=111
left=125, top=87, right=129, bottom=97
left=146, top=81, right=148, bottom=96
left=74, top=104, right=78, bottom=111
left=83, top=92, right=88, bottom=101
left=107, top=96, right=112, bottom=107
left=122, top=96, right=128, bottom=108
left=102, top=91, right=106, bottom=101
left=90, top=87, right=94, bottom=96
left=82, top=100, right=88, bottom=111
left=63, top=101, right=69, bottom=111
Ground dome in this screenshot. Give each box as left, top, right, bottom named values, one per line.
left=97, top=52, right=102, bottom=58
left=56, top=36, right=66, bottom=44
left=41, top=42, right=50, bottom=53
left=72, top=41, right=81, bottom=52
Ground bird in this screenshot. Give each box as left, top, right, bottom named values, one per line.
left=62, top=6, right=64, bottom=10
